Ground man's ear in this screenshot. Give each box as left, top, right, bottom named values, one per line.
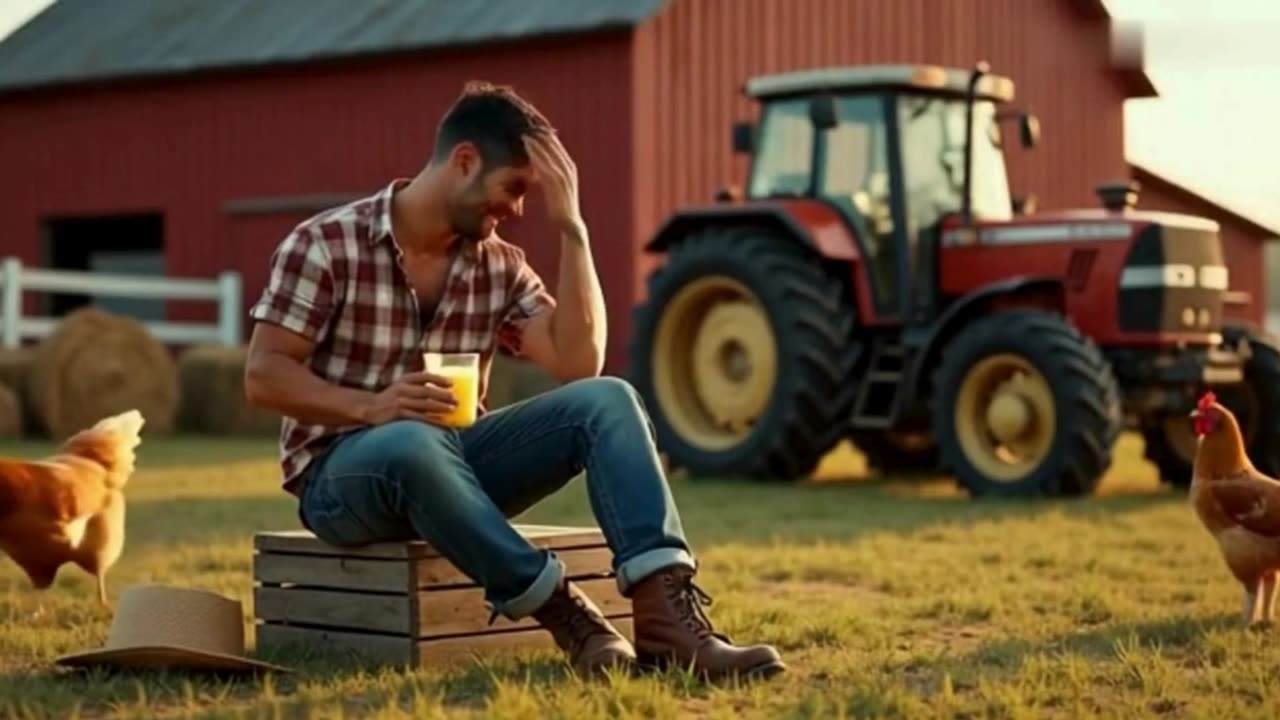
left=449, top=141, right=483, bottom=179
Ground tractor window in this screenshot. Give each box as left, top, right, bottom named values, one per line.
left=748, top=98, right=814, bottom=198
left=898, top=97, right=1013, bottom=228
left=818, top=96, right=898, bottom=314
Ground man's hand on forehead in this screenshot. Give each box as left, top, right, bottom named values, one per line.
left=522, top=130, right=582, bottom=233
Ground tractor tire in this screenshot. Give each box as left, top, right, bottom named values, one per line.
left=628, top=226, right=863, bottom=480
left=848, top=429, right=940, bottom=475
left=931, top=309, right=1122, bottom=498
left=1144, top=326, right=1280, bottom=488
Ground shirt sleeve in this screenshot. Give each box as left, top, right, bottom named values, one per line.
left=497, top=250, right=555, bottom=357
left=248, top=227, right=336, bottom=343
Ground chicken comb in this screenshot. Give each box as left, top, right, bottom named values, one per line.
left=1197, top=391, right=1217, bottom=411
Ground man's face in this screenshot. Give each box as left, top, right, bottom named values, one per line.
left=446, top=145, right=534, bottom=242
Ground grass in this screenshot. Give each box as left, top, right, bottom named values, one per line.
left=2, top=432, right=1279, bottom=718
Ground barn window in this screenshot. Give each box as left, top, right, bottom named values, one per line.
left=40, top=212, right=166, bottom=321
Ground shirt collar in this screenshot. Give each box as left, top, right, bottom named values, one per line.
left=367, top=177, right=482, bottom=263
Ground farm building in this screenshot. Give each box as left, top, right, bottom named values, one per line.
left=0, top=0, right=1275, bottom=375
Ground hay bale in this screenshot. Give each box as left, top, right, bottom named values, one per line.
left=177, top=344, right=280, bottom=436
left=0, top=384, right=21, bottom=438
left=26, top=306, right=179, bottom=440
left=0, top=348, right=39, bottom=435
left=0, top=347, right=32, bottom=394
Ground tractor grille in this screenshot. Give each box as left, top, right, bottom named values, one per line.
left=1117, top=224, right=1226, bottom=334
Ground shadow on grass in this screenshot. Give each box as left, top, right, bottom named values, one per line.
left=905, top=612, right=1241, bottom=692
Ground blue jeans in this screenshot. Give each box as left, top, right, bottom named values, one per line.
left=296, top=376, right=696, bottom=620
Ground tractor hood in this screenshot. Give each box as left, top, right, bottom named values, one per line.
left=946, top=208, right=1221, bottom=247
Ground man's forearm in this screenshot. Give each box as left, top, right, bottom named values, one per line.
left=551, top=224, right=608, bottom=378
left=245, top=352, right=373, bottom=426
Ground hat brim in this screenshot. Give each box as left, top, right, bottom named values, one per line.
left=55, top=645, right=290, bottom=674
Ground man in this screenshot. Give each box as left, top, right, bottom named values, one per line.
left=243, top=81, right=784, bottom=682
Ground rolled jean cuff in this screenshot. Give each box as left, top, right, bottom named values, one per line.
left=490, top=552, right=563, bottom=620
left=616, top=547, right=697, bottom=595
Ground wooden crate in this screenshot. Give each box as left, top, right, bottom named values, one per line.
left=252, top=524, right=631, bottom=667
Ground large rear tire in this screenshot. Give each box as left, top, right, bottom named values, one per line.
left=931, top=310, right=1122, bottom=498
left=628, top=227, right=863, bottom=480
left=1144, top=326, right=1280, bottom=488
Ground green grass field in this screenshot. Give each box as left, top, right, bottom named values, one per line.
left=0, top=433, right=1277, bottom=718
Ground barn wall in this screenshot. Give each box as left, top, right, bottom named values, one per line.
left=630, top=0, right=1132, bottom=299
left=0, top=32, right=639, bottom=370
left=1130, top=172, right=1267, bottom=327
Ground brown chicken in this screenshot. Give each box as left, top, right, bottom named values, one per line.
left=1189, top=391, right=1280, bottom=626
left=0, top=409, right=144, bottom=608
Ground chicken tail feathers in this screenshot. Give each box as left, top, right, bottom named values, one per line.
left=58, top=409, right=146, bottom=487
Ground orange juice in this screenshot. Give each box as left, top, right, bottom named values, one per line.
left=423, top=352, right=480, bottom=428
left=433, top=364, right=479, bottom=428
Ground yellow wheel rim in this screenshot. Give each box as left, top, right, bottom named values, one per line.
left=652, top=276, right=778, bottom=450
left=953, top=353, right=1056, bottom=482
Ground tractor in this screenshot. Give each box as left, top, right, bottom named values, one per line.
left=627, top=62, right=1280, bottom=498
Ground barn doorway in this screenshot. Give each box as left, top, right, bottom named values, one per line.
left=40, top=212, right=166, bottom=320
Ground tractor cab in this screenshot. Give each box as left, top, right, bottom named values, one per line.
left=728, top=63, right=1039, bottom=324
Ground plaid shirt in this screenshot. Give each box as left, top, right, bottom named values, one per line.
left=249, top=179, right=555, bottom=492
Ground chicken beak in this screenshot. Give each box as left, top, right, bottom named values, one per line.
left=1188, top=409, right=1200, bottom=419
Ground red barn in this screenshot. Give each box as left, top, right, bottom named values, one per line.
left=0, top=0, right=1272, bottom=373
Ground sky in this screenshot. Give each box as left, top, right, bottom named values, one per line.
left=0, top=0, right=1276, bottom=233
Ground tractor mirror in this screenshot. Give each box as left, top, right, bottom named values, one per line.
left=1020, top=113, right=1041, bottom=148
left=732, top=122, right=754, bottom=154
left=809, top=94, right=838, bottom=130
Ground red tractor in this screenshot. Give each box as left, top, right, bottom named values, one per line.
left=627, top=62, right=1280, bottom=498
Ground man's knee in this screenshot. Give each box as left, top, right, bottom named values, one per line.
left=559, top=376, right=651, bottom=428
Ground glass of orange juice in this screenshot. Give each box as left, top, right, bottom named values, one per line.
left=423, top=351, right=480, bottom=428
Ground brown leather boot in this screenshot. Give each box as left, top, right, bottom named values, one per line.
left=631, top=565, right=785, bottom=682
left=531, top=577, right=636, bottom=677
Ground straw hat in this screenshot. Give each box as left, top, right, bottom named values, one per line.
left=56, top=584, right=289, bottom=673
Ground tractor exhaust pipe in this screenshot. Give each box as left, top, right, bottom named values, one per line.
left=961, top=61, right=991, bottom=225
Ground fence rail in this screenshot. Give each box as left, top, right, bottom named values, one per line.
left=0, top=257, right=242, bottom=349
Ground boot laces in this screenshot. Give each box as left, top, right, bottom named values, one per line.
left=666, top=572, right=722, bottom=640
left=538, top=588, right=605, bottom=653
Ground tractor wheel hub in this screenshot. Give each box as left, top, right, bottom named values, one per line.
left=692, top=301, right=775, bottom=428
left=986, top=392, right=1031, bottom=443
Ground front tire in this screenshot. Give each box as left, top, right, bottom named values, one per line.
left=628, top=227, right=863, bottom=480
left=931, top=310, right=1123, bottom=498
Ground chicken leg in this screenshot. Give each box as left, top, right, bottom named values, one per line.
left=1261, top=572, right=1278, bottom=624
left=1243, top=577, right=1275, bottom=627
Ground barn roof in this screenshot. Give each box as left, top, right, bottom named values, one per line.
left=0, top=0, right=667, bottom=93
left=0, top=0, right=1154, bottom=99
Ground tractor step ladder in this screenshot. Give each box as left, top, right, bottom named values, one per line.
left=851, top=338, right=907, bottom=429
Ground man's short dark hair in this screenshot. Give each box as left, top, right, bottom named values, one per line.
left=431, top=81, right=553, bottom=170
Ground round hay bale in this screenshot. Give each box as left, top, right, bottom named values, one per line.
left=27, top=306, right=179, bottom=440
left=0, top=383, right=22, bottom=438
left=177, top=344, right=280, bottom=436
left=0, top=348, right=39, bottom=435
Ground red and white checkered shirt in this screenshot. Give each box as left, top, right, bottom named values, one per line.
left=249, top=179, right=555, bottom=492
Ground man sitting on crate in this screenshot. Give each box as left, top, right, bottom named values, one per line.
left=243, top=81, right=784, bottom=682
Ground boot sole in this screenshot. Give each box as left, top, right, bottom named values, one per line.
left=635, top=652, right=787, bottom=683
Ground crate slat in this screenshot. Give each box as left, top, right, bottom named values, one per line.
left=253, top=525, right=607, bottom=559
left=253, top=545, right=616, bottom=593
left=254, top=576, right=627, bottom=638
left=256, top=618, right=635, bottom=667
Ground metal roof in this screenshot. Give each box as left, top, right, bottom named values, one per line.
left=0, top=0, right=668, bottom=93
left=744, top=64, right=1016, bottom=102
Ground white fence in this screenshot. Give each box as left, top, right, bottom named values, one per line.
left=0, top=257, right=242, bottom=349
